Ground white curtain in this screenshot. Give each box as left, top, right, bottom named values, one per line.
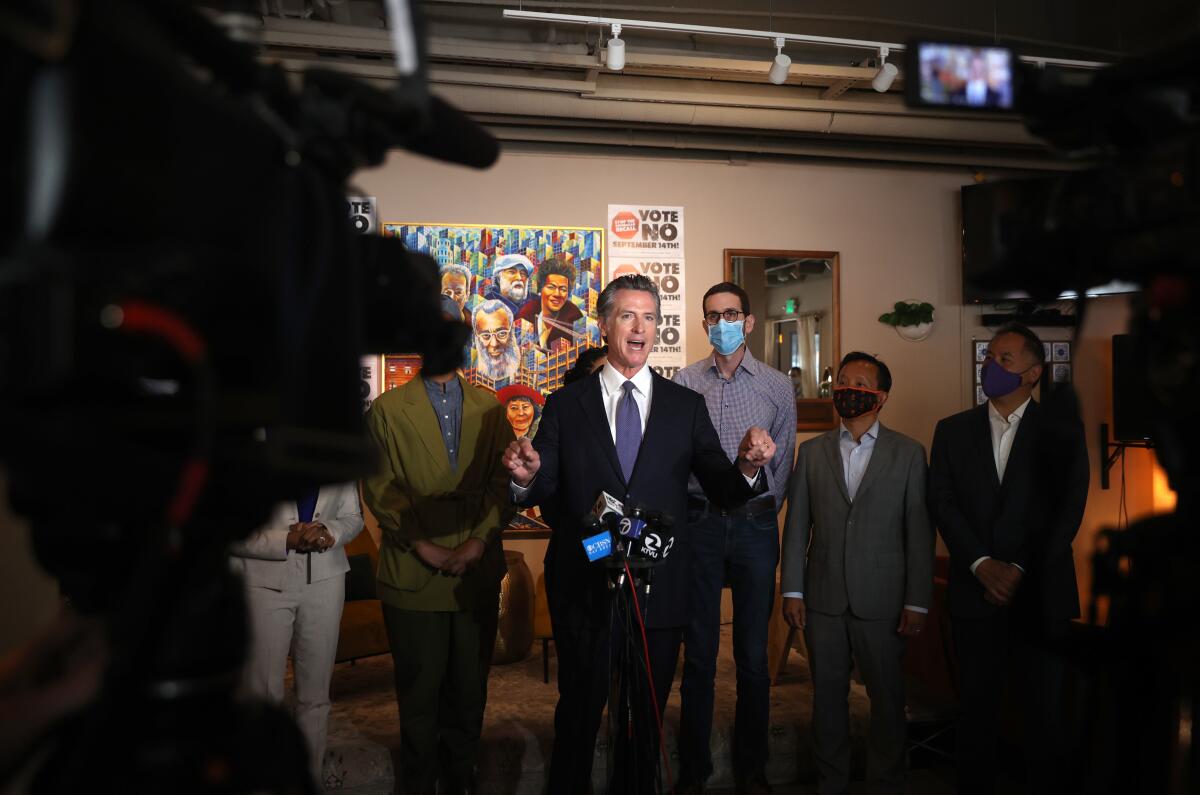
left=797, top=315, right=819, bottom=398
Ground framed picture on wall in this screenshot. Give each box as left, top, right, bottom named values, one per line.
left=1052, top=341, right=1071, bottom=362
left=381, top=222, right=606, bottom=539
left=383, top=354, right=424, bottom=392
left=972, top=339, right=989, bottom=404
left=1052, top=363, right=1072, bottom=383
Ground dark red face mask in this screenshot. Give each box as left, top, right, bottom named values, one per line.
left=832, top=385, right=885, bottom=419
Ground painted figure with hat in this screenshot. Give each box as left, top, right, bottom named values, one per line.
left=484, top=253, right=534, bottom=316
left=496, top=384, right=545, bottom=439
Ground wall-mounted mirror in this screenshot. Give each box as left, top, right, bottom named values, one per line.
left=725, top=249, right=840, bottom=431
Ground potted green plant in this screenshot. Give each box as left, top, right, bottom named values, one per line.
left=879, top=300, right=935, bottom=341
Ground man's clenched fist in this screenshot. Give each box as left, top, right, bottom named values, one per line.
left=502, top=437, right=541, bottom=487
left=737, top=426, right=776, bottom=477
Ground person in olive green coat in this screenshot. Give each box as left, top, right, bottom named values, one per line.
left=363, top=358, right=516, bottom=795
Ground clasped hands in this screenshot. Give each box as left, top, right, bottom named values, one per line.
left=413, top=538, right=487, bottom=576
left=286, top=522, right=333, bottom=553
left=975, top=558, right=1023, bottom=606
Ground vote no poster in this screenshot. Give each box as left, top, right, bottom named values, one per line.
left=606, top=204, right=686, bottom=379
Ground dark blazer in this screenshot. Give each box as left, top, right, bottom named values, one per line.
left=782, top=424, right=934, bottom=620
left=518, top=369, right=760, bottom=629
left=928, top=399, right=1089, bottom=620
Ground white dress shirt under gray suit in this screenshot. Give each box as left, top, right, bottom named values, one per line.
left=781, top=422, right=935, bottom=795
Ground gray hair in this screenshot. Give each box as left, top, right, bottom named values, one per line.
left=597, top=274, right=661, bottom=322
left=441, top=263, right=472, bottom=283
left=472, top=298, right=513, bottom=327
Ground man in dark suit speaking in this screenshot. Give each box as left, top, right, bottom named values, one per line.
left=928, top=323, right=1088, bottom=794
left=502, top=274, right=776, bottom=793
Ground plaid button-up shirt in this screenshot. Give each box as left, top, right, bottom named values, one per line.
left=674, top=349, right=797, bottom=511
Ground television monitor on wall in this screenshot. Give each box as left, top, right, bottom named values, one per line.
left=960, top=178, right=1139, bottom=304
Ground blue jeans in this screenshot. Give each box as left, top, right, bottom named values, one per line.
left=678, top=504, right=780, bottom=783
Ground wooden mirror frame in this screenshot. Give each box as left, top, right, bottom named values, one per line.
left=724, top=248, right=841, bottom=432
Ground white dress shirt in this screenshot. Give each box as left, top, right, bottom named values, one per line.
left=597, top=361, right=653, bottom=438
left=840, top=420, right=879, bottom=501
left=784, top=420, right=926, bottom=614
left=969, top=397, right=1032, bottom=575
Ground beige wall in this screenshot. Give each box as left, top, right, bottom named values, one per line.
left=0, top=149, right=1152, bottom=655
left=359, top=147, right=1155, bottom=617
left=359, top=149, right=983, bottom=588
left=361, top=150, right=975, bottom=448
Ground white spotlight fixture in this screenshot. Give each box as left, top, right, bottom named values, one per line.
left=872, top=45, right=898, bottom=92
left=606, top=23, right=625, bottom=71
left=768, top=36, right=791, bottom=85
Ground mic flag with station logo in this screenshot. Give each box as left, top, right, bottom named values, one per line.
left=582, top=491, right=625, bottom=562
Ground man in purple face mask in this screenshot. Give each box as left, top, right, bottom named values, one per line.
left=928, top=323, right=1089, bottom=795
left=781, top=352, right=935, bottom=795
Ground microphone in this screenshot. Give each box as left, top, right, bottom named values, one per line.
left=579, top=513, right=613, bottom=562
left=628, top=511, right=676, bottom=563
left=629, top=530, right=676, bottom=563
left=619, top=505, right=647, bottom=540
left=592, top=490, right=625, bottom=524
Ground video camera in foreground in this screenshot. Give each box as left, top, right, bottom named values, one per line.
left=906, top=36, right=1200, bottom=794
left=0, top=0, right=496, bottom=789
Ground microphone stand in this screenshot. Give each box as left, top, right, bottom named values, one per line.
left=603, top=539, right=666, bottom=794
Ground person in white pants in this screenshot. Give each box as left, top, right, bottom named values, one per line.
left=229, top=482, right=364, bottom=786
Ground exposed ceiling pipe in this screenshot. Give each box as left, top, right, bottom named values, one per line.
left=483, top=126, right=1075, bottom=172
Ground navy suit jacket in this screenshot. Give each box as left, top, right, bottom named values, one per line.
left=519, top=368, right=760, bottom=629
left=928, top=398, right=1089, bottom=621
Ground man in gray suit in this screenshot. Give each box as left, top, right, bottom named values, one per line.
left=781, top=352, right=935, bottom=795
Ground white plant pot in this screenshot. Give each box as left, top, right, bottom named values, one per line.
left=895, top=321, right=933, bottom=342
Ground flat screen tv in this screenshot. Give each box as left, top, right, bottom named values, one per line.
left=960, top=178, right=1139, bottom=304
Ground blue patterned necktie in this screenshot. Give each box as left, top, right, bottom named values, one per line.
left=615, top=380, right=642, bottom=482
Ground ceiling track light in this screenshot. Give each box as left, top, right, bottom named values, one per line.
left=504, top=10, right=1110, bottom=71
left=768, top=36, right=791, bottom=85
left=606, top=22, right=625, bottom=71
left=872, top=45, right=899, bottom=92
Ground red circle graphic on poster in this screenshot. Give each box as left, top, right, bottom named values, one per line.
left=611, top=262, right=640, bottom=279
left=611, top=211, right=639, bottom=239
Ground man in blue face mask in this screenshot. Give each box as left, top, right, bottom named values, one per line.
left=673, top=282, right=796, bottom=795
left=928, top=322, right=1089, bottom=795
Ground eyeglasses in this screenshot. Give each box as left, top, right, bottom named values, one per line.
left=476, top=329, right=511, bottom=343
left=543, top=283, right=571, bottom=295
left=704, top=309, right=745, bottom=324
